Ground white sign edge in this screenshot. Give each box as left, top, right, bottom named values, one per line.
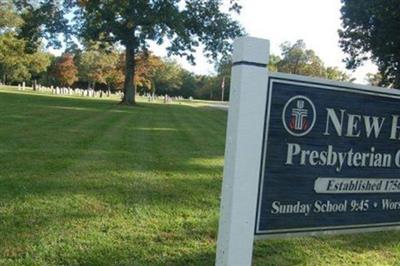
left=215, top=36, right=270, bottom=266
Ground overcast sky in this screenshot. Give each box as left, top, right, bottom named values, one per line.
left=149, top=0, right=377, bottom=84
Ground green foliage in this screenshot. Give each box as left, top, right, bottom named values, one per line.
left=152, top=59, right=183, bottom=95
left=78, top=49, right=119, bottom=89
left=179, top=70, right=198, bottom=98
left=268, top=54, right=281, bottom=72
left=325, top=66, right=354, bottom=82
left=27, top=51, right=51, bottom=78
left=277, top=40, right=326, bottom=78
left=206, top=40, right=354, bottom=102
left=13, top=0, right=70, bottom=52
left=0, top=2, right=51, bottom=85
left=339, top=0, right=400, bottom=88
left=195, top=75, right=219, bottom=100
left=366, top=72, right=383, bottom=87
left=70, top=0, right=243, bottom=104
left=73, top=0, right=243, bottom=61
left=103, top=53, right=124, bottom=91
left=273, top=40, right=353, bottom=82
left=0, top=33, right=30, bottom=83
left=0, top=0, right=22, bottom=31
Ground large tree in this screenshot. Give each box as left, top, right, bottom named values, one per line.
left=339, top=0, right=400, bottom=88
left=70, top=0, right=243, bottom=104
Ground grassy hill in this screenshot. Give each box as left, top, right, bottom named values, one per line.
left=0, top=87, right=400, bottom=265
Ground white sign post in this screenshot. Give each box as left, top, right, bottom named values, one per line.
left=216, top=37, right=270, bottom=266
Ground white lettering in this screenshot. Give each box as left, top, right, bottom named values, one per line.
left=364, top=115, right=385, bottom=138
left=346, top=114, right=361, bottom=137
left=286, top=143, right=301, bottom=165
left=391, top=115, right=400, bottom=140
left=324, top=108, right=345, bottom=136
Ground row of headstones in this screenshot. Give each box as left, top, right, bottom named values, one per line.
left=18, top=83, right=56, bottom=93
left=17, top=82, right=26, bottom=90
left=145, top=93, right=190, bottom=103
left=17, top=82, right=124, bottom=99
left=15, top=84, right=193, bottom=102
left=52, top=87, right=103, bottom=97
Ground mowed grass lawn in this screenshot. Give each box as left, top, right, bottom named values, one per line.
left=1, top=87, right=400, bottom=265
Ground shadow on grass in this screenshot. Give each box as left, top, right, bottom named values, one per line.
left=2, top=91, right=399, bottom=265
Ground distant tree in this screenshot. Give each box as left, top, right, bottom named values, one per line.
left=134, top=52, right=163, bottom=93
left=325, top=66, right=354, bottom=82
left=207, top=40, right=353, bottom=102
left=68, top=0, right=243, bottom=105
left=27, top=51, right=51, bottom=90
left=268, top=54, right=281, bottom=72
left=0, top=33, right=30, bottom=84
left=275, top=40, right=353, bottom=82
left=78, top=49, right=112, bottom=90
left=153, top=60, right=183, bottom=95
left=277, top=40, right=326, bottom=78
left=366, top=72, right=383, bottom=87
left=194, top=75, right=219, bottom=100
left=180, top=70, right=198, bottom=98
left=104, top=53, right=124, bottom=92
left=51, top=54, right=78, bottom=87
left=339, top=0, right=400, bottom=88
left=0, top=0, right=22, bottom=32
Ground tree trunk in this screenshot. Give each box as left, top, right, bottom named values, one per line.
left=33, top=79, right=37, bottom=91
left=122, top=43, right=136, bottom=105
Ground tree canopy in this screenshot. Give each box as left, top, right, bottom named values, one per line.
left=272, top=40, right=353, bottom=82
left=51, top=54, right=78, bottom=87
left=0, top=32, right=51, bottom=84
left=68, top=0, right=244, bottom=104
left=339, top=0, right=400, bottom=88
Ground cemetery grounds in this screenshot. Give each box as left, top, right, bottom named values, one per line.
left=1, top=85, right=400, bottom=265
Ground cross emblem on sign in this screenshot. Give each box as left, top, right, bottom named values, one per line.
left=291, top=100, right=308, bottom=130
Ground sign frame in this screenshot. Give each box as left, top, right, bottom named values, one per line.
left=216, top=36, right=400, bottom=266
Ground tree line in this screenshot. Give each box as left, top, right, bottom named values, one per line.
left=1, top=0, right=399, bottom=103
left=8, top=0, right=399, bottom=101
left=0, top=31, right=356, bottom=100
left=0, top=0, right=354, bottom=100
left=1, top=0, right=243, bottom=104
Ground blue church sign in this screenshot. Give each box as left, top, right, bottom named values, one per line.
left=256, top=74, right=400, bottom=237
